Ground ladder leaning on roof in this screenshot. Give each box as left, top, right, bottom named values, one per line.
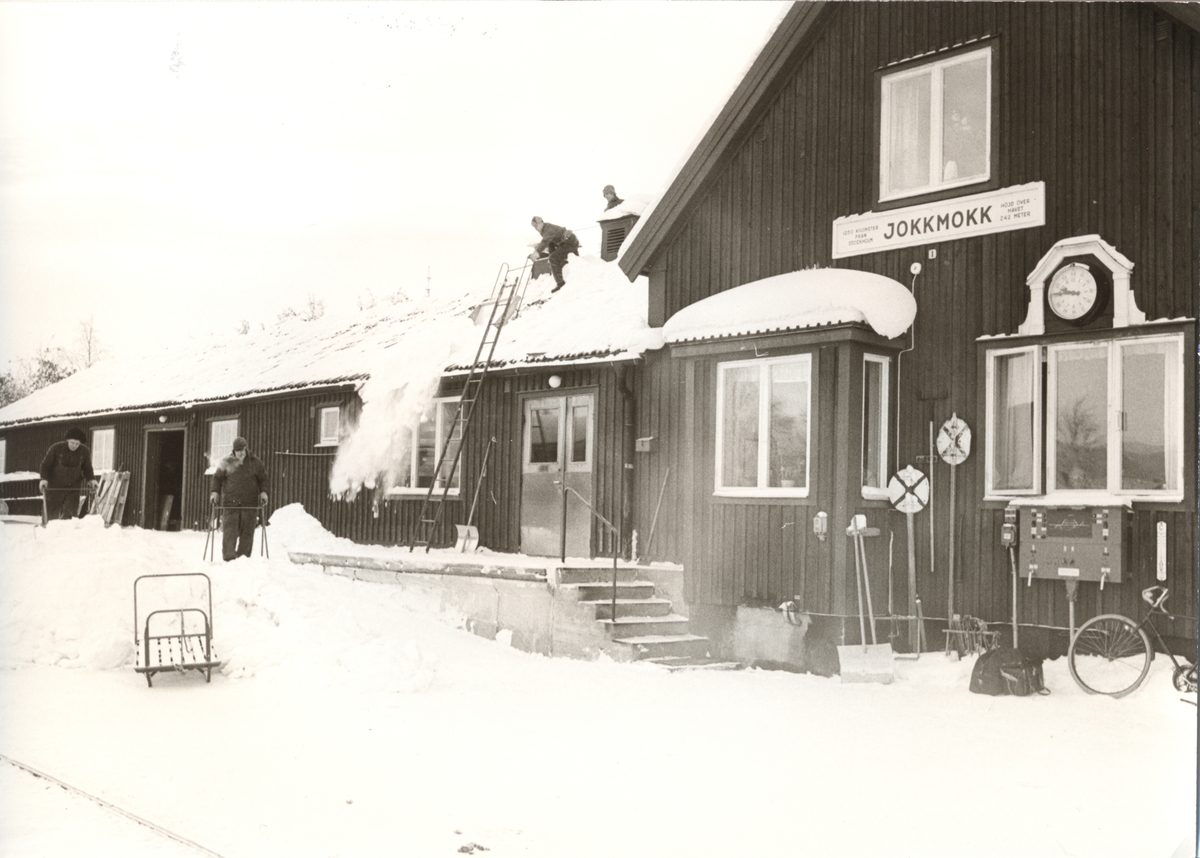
left=408, top=261, right=533, bottom=552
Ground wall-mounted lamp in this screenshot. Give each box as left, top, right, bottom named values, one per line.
left=548, top=375, right=562, bottom=389
left=812, top=511, right=828, bottom=541
left=158, top=415, right=168, bottom=424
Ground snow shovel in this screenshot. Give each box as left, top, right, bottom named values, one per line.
left=454, top=436, right=494, bottom=553
left=838, top=517, right=895, bottom=684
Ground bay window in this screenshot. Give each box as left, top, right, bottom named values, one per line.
left=985, top=334, right=1183, bottom=499
left=716, top=354, right=811, bottom=496
left=880, top=45, right=992, bottom=201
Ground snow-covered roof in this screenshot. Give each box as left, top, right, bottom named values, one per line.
left=0, top=255, right=662, bottom=427
left=596, top=194, right=652, bottom=223
left=662, top=268, right=916, bottom=344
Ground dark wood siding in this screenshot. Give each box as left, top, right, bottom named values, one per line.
left=640, top=2, right=1199, bottom=639
left=2, top=361, right=639, bottom=559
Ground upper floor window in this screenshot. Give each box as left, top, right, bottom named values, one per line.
left=984, top=334, right=1184, bottom=500
left=207, top=418, right=238, bottom=474
left=91, top=428, right=115, bottom=472
left=862, top=356, right=891, bottom=497
left=387, top=399, right=461, bottom=495
left=317, top=406, right=341, bottom=446
left=880, top=45, right=992, bottom=202
left=715, top=354, right=811, bottom=497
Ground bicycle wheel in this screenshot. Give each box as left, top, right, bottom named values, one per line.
left=1069, top=614, right=1153, bottom=698
left=1173, top=664, right=1197, bottom=693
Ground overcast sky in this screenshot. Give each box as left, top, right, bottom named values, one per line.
left=0, top=1, right=789, bottom=368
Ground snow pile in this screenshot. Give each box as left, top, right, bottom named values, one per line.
left=0, top=506, right=1195, bottom=858
left=329, top=311, right=479, bottom=497
left=483, top=254, right=663, bottom=368
left=0, top=508, right=441, bottom=694
left=663, top=267, right=918, bottom=342
left=596, top=194, right=652, bottom=222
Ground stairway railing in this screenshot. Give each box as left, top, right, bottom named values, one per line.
left=559, top=483, right=621, bottom=633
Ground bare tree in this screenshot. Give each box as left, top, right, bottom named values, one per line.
left=75, top=314, right=104, bottom=368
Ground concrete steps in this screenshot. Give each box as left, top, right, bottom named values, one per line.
left=557, top=565, right=710, bottom=662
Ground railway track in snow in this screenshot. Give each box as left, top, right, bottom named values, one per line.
left=0, top=753, right=227, bottom=857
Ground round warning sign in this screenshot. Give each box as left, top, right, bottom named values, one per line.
left=888, top=465, right=929, bottom=514
left=937, top=414, right=972, bottom=466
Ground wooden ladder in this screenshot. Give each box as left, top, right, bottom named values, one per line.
left=408, top=262, right=531, bottom=551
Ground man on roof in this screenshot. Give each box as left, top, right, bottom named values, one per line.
left=39, top=427, right=98, bottom=520
left=528, top=216, right=579, bottom=292
left=209, top=436, right=269, bottom=561
left=602, top=185, right=624, bottom=211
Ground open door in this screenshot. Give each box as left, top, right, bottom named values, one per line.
left=520, top=393, right=594, bottom=557
left=143, top=428, right=185, bottom=530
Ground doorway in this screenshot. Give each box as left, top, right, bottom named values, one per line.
left=144, top=428, right=185, bottom=531
left=520, top=393, right=594, bottom=557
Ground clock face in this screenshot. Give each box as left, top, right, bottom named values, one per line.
left=1047, top=264, right=1099, bottom=321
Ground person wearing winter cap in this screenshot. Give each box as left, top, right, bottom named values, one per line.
left=38, top=427, right=98, bottom=520
left=528, top=216, right=580, bottom=292
left=602, top=185, right=624, bottom=211
left=209, top=436, right=269, bottom=561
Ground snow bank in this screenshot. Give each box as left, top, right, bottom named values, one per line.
left=663, top=267, right=918, bottom=342
left=0, top=507, right=443, bottom=694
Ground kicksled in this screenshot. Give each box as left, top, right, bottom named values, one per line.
left=133, top=573, right=221, bottom=687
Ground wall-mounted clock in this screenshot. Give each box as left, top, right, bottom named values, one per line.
left=1046, top=262, right=1102, bottom=324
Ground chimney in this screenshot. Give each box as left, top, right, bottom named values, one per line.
left=598, top=185, right=640, bottom=262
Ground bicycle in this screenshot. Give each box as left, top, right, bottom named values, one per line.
left=1068, top=586, right=1197, bottom=698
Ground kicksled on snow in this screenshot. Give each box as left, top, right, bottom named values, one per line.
left=133, top=573, right=222, bottom=687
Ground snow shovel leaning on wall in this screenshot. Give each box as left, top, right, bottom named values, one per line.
left=454, top=436, right=494, bottom=553
left=838, top=515, right=895, bottom=684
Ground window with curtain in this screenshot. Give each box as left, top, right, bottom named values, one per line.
left=207, top=418, right=238, bottom=474
left=880, top=45, right=991, bottom=201
left=716, top=355, right=811, bottom=496
left=317, top=407, right=341, bottom=446
left=91, top=428, right=115, bottom=472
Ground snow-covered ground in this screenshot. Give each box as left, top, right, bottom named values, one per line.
left=0, top=510, right=1195, bottom=858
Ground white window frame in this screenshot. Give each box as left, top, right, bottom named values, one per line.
left=1046, top=334, right=1184, bottom=500
left=0, top=438, right=6, bottom=474
left=714, top=353, right=812, bottom=498
left=91, top=427, right=115, bottom=472
left=861, top=355, right=891, bottom=500
left=879, top=44, right=993, bottom=202
left=386, top=398, right=461, bottom=496
left=984, top=334, right=1184, bottom=502
left=984, top=344, right=1043, bottom=497
left=317, top=406, right=341, bottom=447
left=207, top=418, right=238, bottom=475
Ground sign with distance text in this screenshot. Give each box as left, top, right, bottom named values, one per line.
left=831, top=182, right=1045, bottom=259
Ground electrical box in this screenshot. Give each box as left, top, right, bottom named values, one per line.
left=1017, top=506, right=1128, bottom=585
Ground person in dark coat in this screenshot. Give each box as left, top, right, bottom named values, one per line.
left=529, top=216, right=580, bottom=291
left=39, top=427, right=98, bottom=520
left=208, top=436, right=269, bottom=561
left=602, top=185, right=624, bottom=211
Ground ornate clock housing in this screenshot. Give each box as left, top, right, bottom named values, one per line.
left=1045, top=261, right=1107, bottom=327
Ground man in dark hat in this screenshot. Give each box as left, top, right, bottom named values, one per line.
left=528, top=216, right=580, bottom=292
left=602, top=185, right=624, bottom=211
left=209, top=436, right=269, bottom=561
left=38, top=427, right=98, bottom=520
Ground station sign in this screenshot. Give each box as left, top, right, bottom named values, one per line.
left=832, top=182, right=1046, bottom=259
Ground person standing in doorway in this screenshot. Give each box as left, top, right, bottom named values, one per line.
left=38, top=427, right=98, bottom=520
left=529, top=216, right=580, bottom=292
left=209, top=436, right=269, bottom=561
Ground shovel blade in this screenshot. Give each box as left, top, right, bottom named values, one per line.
left=454, top=525, right=479, bottom=553
left=837, top=643, right=896, bottom=684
